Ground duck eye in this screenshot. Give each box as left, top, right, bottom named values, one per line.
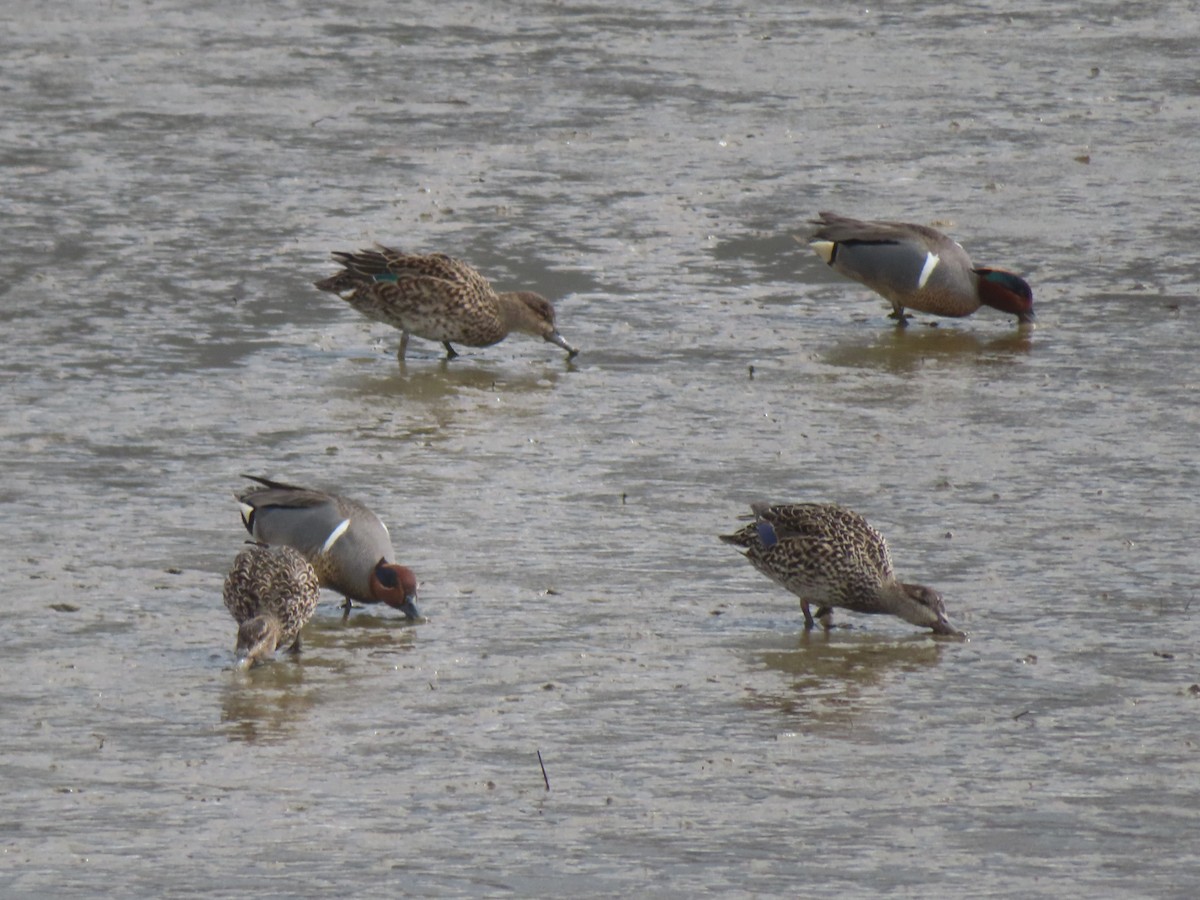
left=374, top=563, right=399, bottom=589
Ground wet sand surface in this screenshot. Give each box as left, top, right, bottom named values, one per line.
left=4, top=1, right=1200, bottom=895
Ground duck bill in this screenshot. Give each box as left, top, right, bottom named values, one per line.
left=546, top=331, right=579, bottom=358
left=931, top=615, right=966, bottom=638
left=393, top=594, right=420, bottom=621
left=1017, top=310, right=1036, bottom=326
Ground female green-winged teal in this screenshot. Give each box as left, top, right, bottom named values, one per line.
left=720, top=502, right=963, bottom=636
left=808, top=211, right=1034, bottom=325
left=315, top=247, right=579, bottom=362
left=235, top=475, right=419, bottom=620
left=223, top=542, right=320, bottom=669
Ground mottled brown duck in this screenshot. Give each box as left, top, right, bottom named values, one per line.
left=721, top=502, right=963, bottom=636
left=223, top=542, right=320, bottom=669
left=315, top=247, right=578, bottom=361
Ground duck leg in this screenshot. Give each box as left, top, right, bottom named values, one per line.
left=340, top=597, right=353, bottom=622
left=888, top=305, right=912, bottom=326
left=397, top=331, right=410, bottom=362
left=814, top=606, right=834, bottom=629
left=800, top=600, right=816, bottom=630
left=443, top=341, right=459, bottom=359
left=286, top=635, right=303, bottom=654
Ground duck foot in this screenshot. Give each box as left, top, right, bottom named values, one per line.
left=888, top=308, right=912, bottom=326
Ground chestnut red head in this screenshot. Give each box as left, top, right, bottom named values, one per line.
left=369, top=558, right=420, bottom=620
left=975, top=268, right=1035, bottom=324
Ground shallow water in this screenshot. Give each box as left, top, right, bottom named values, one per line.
left=3, top=0, right=1200, bottom=896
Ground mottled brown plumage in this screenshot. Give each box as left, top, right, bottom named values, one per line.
left=315, top=247, right=579, bottom=362
left=222, top=543, right=320, bottom=668
left=720, top=502, right=963, bottom=636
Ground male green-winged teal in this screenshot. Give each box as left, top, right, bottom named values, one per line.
left=808, top=211, right=1034, bottom=325
left=315, top=247, right=579, bottom=362
left=720, top=502, right=963, bottom=636
left=235, top=475, right=419, bottom=620
left=223, top=542, right=320, bottom=669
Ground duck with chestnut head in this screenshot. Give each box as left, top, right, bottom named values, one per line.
left=236, top=475, right=420, bottom=621
left=807, top=211, right=1035, bottom=326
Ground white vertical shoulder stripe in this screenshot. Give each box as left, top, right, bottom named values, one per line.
left=917, top=252, right=941, bottom=289
left=321, top=519, right=352, bottom=554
